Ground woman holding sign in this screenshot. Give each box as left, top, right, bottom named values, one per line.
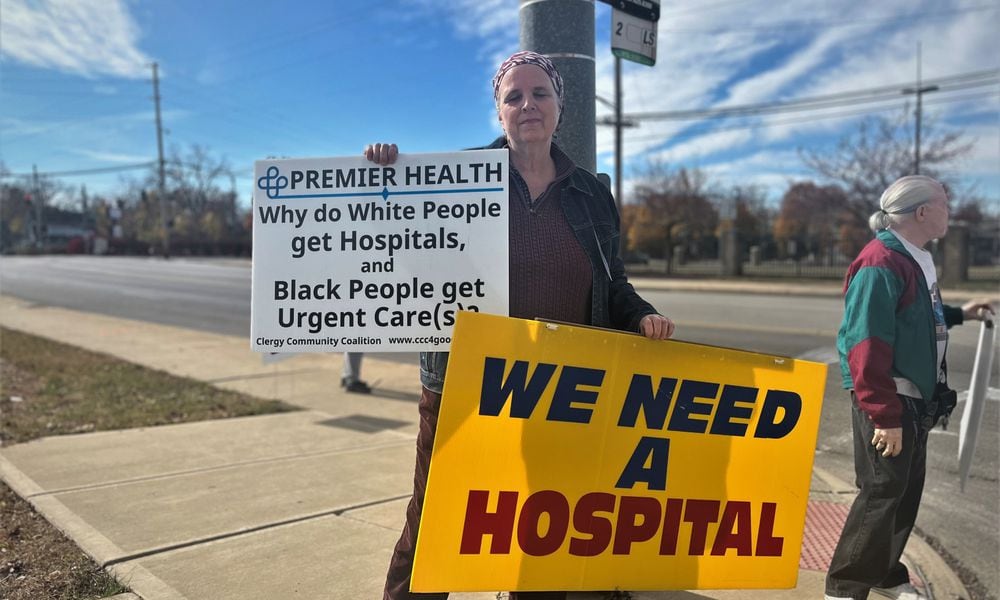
left=368, top=51, right=674, bottom=600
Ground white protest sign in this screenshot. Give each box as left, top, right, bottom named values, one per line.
left=250, top=150, right=509, bottom=353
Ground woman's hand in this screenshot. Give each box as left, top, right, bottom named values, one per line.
left=962, top=300, right=996, bottom=321
left=364, top=143, right=398, bottom=165
left=639, top=314, right=675, bottom=340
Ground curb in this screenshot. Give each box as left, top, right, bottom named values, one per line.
left=0, top=453, right=184, bottom=600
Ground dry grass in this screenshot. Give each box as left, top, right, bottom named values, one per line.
left=0, top=326, right=297, bottom=599
left=0, top=326, right=295, bottom=445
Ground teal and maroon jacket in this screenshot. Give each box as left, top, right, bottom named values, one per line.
left=837, top=229, right=964, bottom=428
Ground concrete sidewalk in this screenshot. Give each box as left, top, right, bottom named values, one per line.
left=0, top=292, right=971, bottom=600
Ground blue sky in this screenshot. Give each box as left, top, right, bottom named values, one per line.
left=1, top=0, right=998, bottom=209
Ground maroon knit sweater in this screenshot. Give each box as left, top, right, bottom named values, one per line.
left=508, top=146, right=593, bottom=325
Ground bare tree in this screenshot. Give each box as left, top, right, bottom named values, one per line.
left=722, top=184, right=772, bottom=248
left=774, top=181, right=854, bottom=260
left=166, top=144, right=233, bottom=215
left=799, top=108, right=973, bottom=224
left=119, top=144, right=241, bottom=252
left=628, top=161, right=718, bottom=272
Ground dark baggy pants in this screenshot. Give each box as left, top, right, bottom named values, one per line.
left=383, top=387, right=566, bottom=600
left=825, top=395, right=928, bottom=600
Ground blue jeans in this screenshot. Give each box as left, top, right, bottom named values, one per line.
left=825, top=394, right=928, bottom=599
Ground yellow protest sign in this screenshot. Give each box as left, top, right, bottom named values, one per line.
left=412, top=312, right=826, bottom=592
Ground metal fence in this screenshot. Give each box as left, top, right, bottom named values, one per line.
left=627, top=258, right=853, bottom=279
left=626, top=223, right=999, bottom=284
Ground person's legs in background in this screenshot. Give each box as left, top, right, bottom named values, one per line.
left=342, top=352, right=371, bottom=393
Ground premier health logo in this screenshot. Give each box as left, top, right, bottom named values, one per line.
left=255, top=160, right=505, bottom=202
left=257, top=166, right=289, bottom=199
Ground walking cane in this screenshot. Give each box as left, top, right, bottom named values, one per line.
left=958, top=313, right=995, bottom=492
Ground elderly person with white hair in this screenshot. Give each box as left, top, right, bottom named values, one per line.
left=825, top=175, right=994, bottom=600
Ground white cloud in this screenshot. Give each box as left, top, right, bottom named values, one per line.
left=614, top=148, right=809, bottom=204
left=409, top=0, right=997, bottom=202
left=0, top=116, right=53, bottom=137
left=703, top=149, right=809, bottom=183
left=787, top=4, right=999, bottom=99
left=648, top=129, right=755, bottom=164
left=936, top=123, right=1000, bottom=199
left=594, top=29, right=783, bottom=159
left=68, top=149, right=152, bottom=163
left=92, top=84, right=119, bottom=95
left=723, top=28, right=861, bottom=106
left=0, top=0, right=150, bottom=78
left=402, top=0, right=518, bottom=64
left=2, top=109, right=188, bottom=142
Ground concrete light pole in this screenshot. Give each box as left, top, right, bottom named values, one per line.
left=596, top=61, right=639, bottom=215
left=519, top=0, right=596, bottom=173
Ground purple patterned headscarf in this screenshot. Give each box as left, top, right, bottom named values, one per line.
left=492, top=50, right=565, bottom=116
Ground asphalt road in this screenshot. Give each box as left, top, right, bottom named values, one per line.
left=1, top=255, right=997, bottom=598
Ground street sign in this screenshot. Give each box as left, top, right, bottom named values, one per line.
left=598, top=0, right=660, bottom=22
left=611, top=0, right=659, bottom=66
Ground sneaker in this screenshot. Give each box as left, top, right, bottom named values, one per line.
left=824, top=594, right=854, bottom=600
left=871, top=582, right=927, bottom=600
left=343, top=379, right=372, bottom=394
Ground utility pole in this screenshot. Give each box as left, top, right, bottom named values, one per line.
left=519, top=0, right=596, bottom=172
left=152, top=62, right=170, bottom=258
left=31, top=164, right=42, bottom=249
left=902, top=42, right=938, bottom=175
left=596, top=61, right=638, bottom=215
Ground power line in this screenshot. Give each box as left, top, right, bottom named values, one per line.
left=163, top=6, right=369, bottom=68
left=663, top=0, right=755, bottom=17
left=1, top=109, right=163, bottom=141
left=11, top=91, right=996, bottom=180
left=1, top=158, right=254, bottom=182
left=2, top=88, right=143, bottom=98
left=9, top=75, right=995, bottom=181
left=1, top=162, right=156, bottom=179
left=620, top=89, right=999, bottom=145
left=658, top=3, right=999, bottom=34
left=162, top=78, right=326, bottom=147
left=0, top=74, right=147, bottom=86
left=615, top=70, right=999, bottom=122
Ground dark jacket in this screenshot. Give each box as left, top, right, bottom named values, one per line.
left=420, top=137, right=659, bottom=393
